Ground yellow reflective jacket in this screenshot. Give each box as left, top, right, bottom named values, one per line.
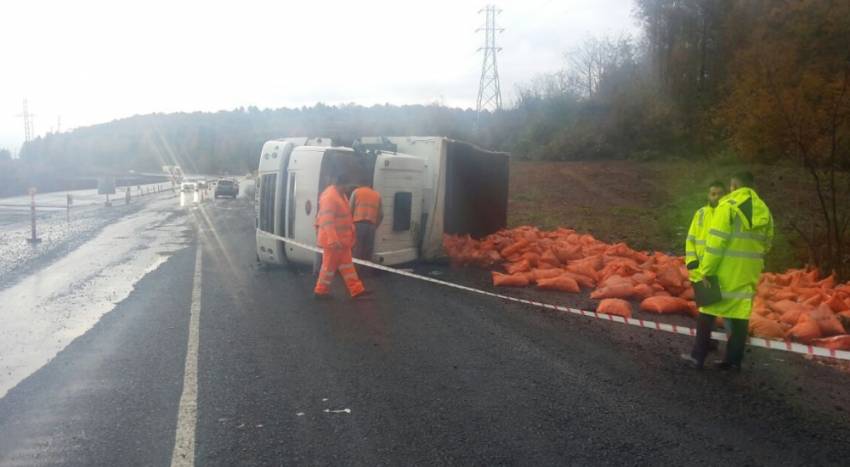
left=696, top=187, right=774, bottom=319
left=685, top=205, right=715, bottom=282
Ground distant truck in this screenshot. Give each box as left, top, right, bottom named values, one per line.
left=255, top=136, right=509, bottom=266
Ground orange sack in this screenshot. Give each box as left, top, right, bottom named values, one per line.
left=553, top=245, right=583, bottom=263
left=506, top=259, right=532, bottom=275
left=537, top=275, right=580, bottom=293
left=492, top=272, right=530, bottom=287
left=596, top=298, right=633, bottom=318
left=679, top=287, right=695, bottom=301
left=810, top=335, right=850, bottom=351
left=500, top=239, right=530, bottom=258
left=771, top=300, right=811, bottom=325
left=748, top=315, right=786, bottom=339
left=631, top=271, right=657, bottom=285
left=566, top=262, right=599, bottom=281
left=591, top=283, right=635, bottom=300
left=786, top=314, right=822, bottom=343
left=562, top=271, right=596, bottom=289
left=656, top=265, right=684, bottom=289
left=633, top=283, right=655, bottom=300
left=539, top=249, right=561, bottom=267
left=640, top=296, right=692, bottom=314
left=825, top=293, right=850, bottom=313
left=808, top=304, right=846, bottom=336
left=531, top=268, right=564, bottom=281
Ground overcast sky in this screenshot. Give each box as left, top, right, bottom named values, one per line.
left=0, top=0, right=639, bottom=152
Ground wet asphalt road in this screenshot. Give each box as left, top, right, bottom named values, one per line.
left=1, top=196, right=849, bottom=466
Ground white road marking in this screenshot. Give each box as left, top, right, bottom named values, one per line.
left=323, top=408, right=352, bottom=414
left=170, top=245, right=203, bottom=467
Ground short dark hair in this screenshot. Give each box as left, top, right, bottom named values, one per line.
left=731, top=171, right=754, bottom=187
left=709, top=180, right=725, bottom=190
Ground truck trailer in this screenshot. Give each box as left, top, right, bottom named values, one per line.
left=255, top=136, right=508, bottom=266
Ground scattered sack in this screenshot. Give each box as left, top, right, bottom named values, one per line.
left=500, top=239, right=530, bottom=258
left=562, top=271, right=596, bottom=289
left=447, top=229, right=850, bottom=354
left=786, top=314, right=822, bottom=344
left=591, top=283, right=635, bottom=300
left=749, top=314, right=786, bottom=339
left=492, top=272, right=530, bottom=287
left=531, top=268, right=564, bottom=282
left=536, top=275, right=580, bottom=293
left=656, top=265, right=684, bottom=290
left=640, top=296, right=692, bottom=314
left=596, top=298, right=633, bottom=318
left=506, top=260, right=531, bottom=275
left=808, top=303, right=846, bottom=337
left=633, top=283, right=655, bottom=300
left=771, top=300, right=811, bottom=325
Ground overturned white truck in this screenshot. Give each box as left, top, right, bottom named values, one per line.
left=255, top=136, right=509, bottom=266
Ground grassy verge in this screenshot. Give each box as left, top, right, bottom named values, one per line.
left=508, top=159, right=811, bottom=273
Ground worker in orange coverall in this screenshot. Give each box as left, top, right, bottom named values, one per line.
left=314, top=172, right=371, bottom=300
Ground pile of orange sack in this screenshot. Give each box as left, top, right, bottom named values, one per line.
left=443, top=226, right=850, bottom=351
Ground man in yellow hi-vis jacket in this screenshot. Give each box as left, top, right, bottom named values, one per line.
left=683, top=171, right=774, bottom=371
left=685, top=181, right=726, bottom=281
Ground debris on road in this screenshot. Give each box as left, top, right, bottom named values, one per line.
left=444, top=226, right=850, bottom=350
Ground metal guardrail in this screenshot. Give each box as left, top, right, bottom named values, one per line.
left=2, top=183, right=175, bottom=243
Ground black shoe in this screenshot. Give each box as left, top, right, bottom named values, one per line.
left=713, top=360, right=741, bottom=372
left=680, top=353, right=704, bottom=370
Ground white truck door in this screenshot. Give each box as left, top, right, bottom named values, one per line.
left=372, top=154, right=425, bottom=265
left=284, top=148, right=324, bottom=265
left=256, top=141, right=294, bottom=264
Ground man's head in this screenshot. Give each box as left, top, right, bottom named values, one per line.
left=708, top=180, right=726, bottom=208
left=334, top=172, right=356, bottom=196
left=730, top=171, right=754, bottom=191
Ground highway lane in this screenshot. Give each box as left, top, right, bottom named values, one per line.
left=1, top=195, right=849, bottom=465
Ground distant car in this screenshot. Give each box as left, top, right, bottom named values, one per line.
left=215, top=179, right=238, bottom=199
left=181, top=182, right=197, bottom=193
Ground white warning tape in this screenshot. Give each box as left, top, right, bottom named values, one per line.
left=270, top=234, right=850, bottom=361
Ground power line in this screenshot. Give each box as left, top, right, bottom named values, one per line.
left=476, top=4, right=504, bottom=120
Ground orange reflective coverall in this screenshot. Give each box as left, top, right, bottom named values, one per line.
left=314, top=185, right=365, bottom=297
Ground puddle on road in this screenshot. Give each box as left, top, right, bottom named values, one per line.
left=0, top=202, right=192, bottom=399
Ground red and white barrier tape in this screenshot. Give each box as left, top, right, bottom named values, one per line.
left=270, top=235, right=850, bottom=361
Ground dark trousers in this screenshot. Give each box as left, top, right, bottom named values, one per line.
left=691, top=313, right=749, bottom=366
left=353, top=221, right=376, bottom=261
